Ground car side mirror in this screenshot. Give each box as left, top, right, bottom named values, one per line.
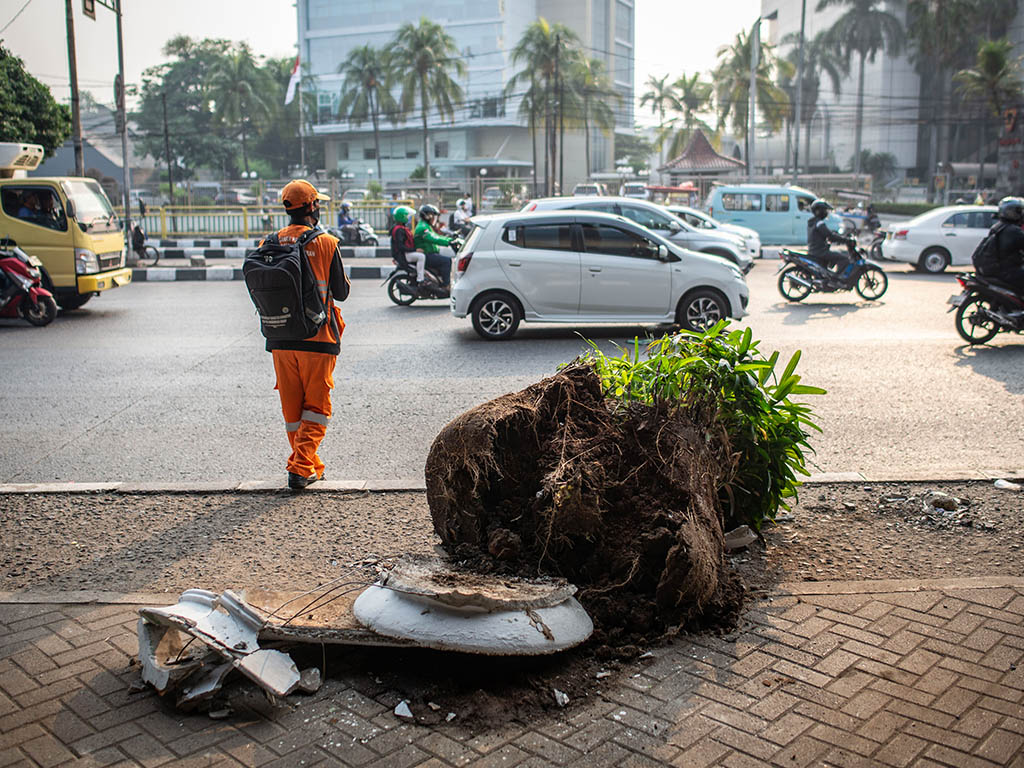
left=668, top=219, right=682, bottom=232
left=657, top=244, right=669, bottom=261
left=64, top=199, right=76, bottom=219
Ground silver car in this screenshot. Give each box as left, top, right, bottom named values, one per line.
left=523, top=196, right=753, bottom=272
left=666, top=205, right=762, bottom=261
left=450, top=210, right=750, bottom=340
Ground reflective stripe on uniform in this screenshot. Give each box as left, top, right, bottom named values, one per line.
left=301, top=409, right=329, bottom=425
left=285, top=420, right=301, bottom=432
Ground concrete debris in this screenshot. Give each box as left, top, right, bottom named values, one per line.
left=923, top=491, right=958, bottom=512
left=446, top=712, right=457, bottom=722
left=427, top=701, right=441, bottom=711
left=553, top=688, right=570, bottom=707
left=297, top=668, right=322, bottom=694
left=394, top=700, right=415, bottom=721
left=208, top=707, right=232, bottom=720
left=994, top=479, right=1022, bottom=492
left=723, top=525, right=757, bottom=551
left=596, top=670, right=612, bottom=679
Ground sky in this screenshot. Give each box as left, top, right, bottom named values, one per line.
left=2, top=0, right=761, bottom=126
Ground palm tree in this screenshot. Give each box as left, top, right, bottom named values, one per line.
left=818, top=0, right=903, bottom=178
left=713, top=30, right=790, bottom=169
left=663, top=72, right=714, bottom=160
left=781, top=30, right=846, bottom=172
left=206, top=44, right=272, bottom=176
left=337, top=45, right=398, bottom=182
left=570, top=57, right=619, bottom=178
left=391, top=18, right=465, bottom=195
left=639, top=74, right=679, bottom=167
left=508, top=73, right=544, bottom=195
left=507, top=19, right=581, bottom=195
left=955, top=38, right=1024, bottom=190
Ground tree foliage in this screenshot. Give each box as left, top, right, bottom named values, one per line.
left=0, top=46, right=71, bottom=157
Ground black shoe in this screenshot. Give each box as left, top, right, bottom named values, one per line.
left=288, top=472, right=319, bottom=490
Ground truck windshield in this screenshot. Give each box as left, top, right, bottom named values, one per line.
left=61, top=180, right=118, bottom=232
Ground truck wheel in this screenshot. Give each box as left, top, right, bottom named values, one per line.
left=56, top=292, right=91, bottom=311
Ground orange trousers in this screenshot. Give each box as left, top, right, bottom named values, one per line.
left=272, top=349, right=337, bottom=478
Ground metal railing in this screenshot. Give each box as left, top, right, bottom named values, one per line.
left=118, top=200, right=413, bottom=239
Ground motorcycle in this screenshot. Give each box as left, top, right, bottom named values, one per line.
left=866, top=228, right=885, bottom=261
left=948, top=272, right=1024, bottom=344
left=777, top=241, right=889, bottom=302
left=0, top=243, right=58, bottom=326
left=383, top=238, right=463, bottom=306
left=327, top=220, right=378, bottom=246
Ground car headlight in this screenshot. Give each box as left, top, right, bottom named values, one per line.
left=75, top=248, right=99, bottom=275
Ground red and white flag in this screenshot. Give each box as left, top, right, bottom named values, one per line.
left=284, top=56, right=301, bottom=106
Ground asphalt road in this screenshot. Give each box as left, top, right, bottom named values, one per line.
left=1, top=261, right=1021, bottom=484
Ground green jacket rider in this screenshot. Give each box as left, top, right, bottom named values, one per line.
left=414, top=206, right=451, bottom=254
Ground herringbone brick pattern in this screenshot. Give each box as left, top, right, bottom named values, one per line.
left=1, top=580, right=1022, bottom=767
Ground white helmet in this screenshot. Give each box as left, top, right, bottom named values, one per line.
left=457, top=198, right=468, bottom=208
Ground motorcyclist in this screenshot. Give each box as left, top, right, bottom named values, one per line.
left=452, top=198, right=472, bottom=235
left=389, top=206, right=425, bottom=284
left=337, top=201, right=355, bottom=228
left=974, top=196, right=1024, bottom=293
left=807, top=198, right=856, bottom=273
left=414, top=204, right=452, bottom=288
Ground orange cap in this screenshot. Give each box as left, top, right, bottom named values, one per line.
left=280, top=179, right=330, bottom=210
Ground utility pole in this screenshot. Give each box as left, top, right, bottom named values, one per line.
left=298, top=69, right=306, bottom=174
left=792, top=0, right=807, bottom=182
left=748, top=18, right=759, bottom=182
left=161, top=92, right=174, bottom=207
left=114, top=0, right=130, bottom=243
left=64, top=0, right=84, bottom=175
left=557, top=33, right=565, bottom=192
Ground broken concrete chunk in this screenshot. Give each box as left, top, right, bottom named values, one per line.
left=178, top=661, right=233, bottom=708
left=553, top=688, right=569, bottom=707
left=235, top=650, right=301, bottom=698
left=136, top=618, right=210, bottom=693
left=723, top=525, right=757, bottom=552
left=297, top=668, right=322, bottom=694
left=994, top=479, right=1022, bottom=492
left=394, top=700, right=415, bottom=721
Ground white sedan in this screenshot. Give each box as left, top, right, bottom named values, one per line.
left=881, top=205, right=996, bottom=273
left=666, top=205, right=762, bottom=261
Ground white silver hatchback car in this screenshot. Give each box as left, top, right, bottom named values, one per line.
left=450, top=211, right=750, bottom=340
left=881, top=205, right=997, bottom=273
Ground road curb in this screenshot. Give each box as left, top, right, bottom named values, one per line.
left=131, top=264, right=391, bottom=281
left=3, top=575, right=1022, bottom=606
left=0, top=472, right=1020, bottom=494
left=153, top=245, right=390, bottom=258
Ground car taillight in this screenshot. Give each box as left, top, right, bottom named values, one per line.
left=956, top=276, right=967, bottom=288
left=456, top=252, right=473, bottom=272
left=894, top=229, right=908, bottom=240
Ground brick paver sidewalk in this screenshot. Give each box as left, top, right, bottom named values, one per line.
left=2, top=577, right=1022, bottom=767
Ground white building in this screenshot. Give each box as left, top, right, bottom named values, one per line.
left=299, top=0, right=635, bottom=189
left=759, top=0, right=920, bottom=177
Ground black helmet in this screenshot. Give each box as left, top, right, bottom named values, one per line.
left=997, top=196, right=1024, bottom=223
left=810, top=198, right=833, bottom=218
left=418, top=204, right=439, bottom=218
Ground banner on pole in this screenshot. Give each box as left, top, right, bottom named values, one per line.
left=285, top=56, right=301, bottom=106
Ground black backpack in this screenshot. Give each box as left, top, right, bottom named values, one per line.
left=243, top=228, right=328, bottom=340
left=972, top=222, right=1005, bottom=275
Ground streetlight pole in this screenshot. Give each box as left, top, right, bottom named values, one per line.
left=748, top=10, right=777, bottom=183
left=793, top=0, right=807, bottom=182
left=63, top=0, right=84, bottom=176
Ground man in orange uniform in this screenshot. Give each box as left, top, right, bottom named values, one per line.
left=267, top=180, right=351, bottom=490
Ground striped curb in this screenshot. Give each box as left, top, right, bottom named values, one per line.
left=131, top=264, right=392, bottom=281
left=0, top=471, right=1020, bottom=494
left=156, top=246, right=390, bottom=259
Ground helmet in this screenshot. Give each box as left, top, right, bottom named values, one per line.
left=457, top=198, right=468, bottom=208
left=997, top=196, right=1024, bottom=223
left=810, top=198, right=833, bottom=218
left=392, top=205, right=415, bottom=225
left=340, top=201, right=352, bottom=211
left=418, top=204, right=439, bottom=218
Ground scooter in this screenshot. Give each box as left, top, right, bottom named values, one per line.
left=777, top=241, right=888, bottom=302
left=383, top=238, right=462, bottom=306
left=328, top=220, right=378, bottom=246
left=948, top=272, right=1024, bottom=344
left=0, top=243, right=58, bottom=326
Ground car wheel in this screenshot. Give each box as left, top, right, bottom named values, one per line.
left=677, top=289, right=728, bottom=332
left=918, top=247, right=949, bottom=274
left=56, top=291, right=91, bottom=310
left=471, top=292, right=521, bottom=340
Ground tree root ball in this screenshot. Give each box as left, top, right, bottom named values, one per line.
left=425, top=364, right=744, bottom=643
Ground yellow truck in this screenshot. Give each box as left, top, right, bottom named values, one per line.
left=0, top=143, right=131, bottom=310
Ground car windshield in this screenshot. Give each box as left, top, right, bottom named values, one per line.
left=61, top=179, right=118, bottom=232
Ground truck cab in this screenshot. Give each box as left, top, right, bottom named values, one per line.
left=0, top=143, right=131, bottom=309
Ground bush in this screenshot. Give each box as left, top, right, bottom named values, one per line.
left=577, top=322, right=824, bottom=530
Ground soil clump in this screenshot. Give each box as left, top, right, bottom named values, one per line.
left=425, top=365, right=743, bottom=647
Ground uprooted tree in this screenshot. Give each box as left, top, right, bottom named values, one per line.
left=426, top=324, right=823, bottom=644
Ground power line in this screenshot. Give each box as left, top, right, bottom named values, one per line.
left=0, top=0, right=34, bottom=35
